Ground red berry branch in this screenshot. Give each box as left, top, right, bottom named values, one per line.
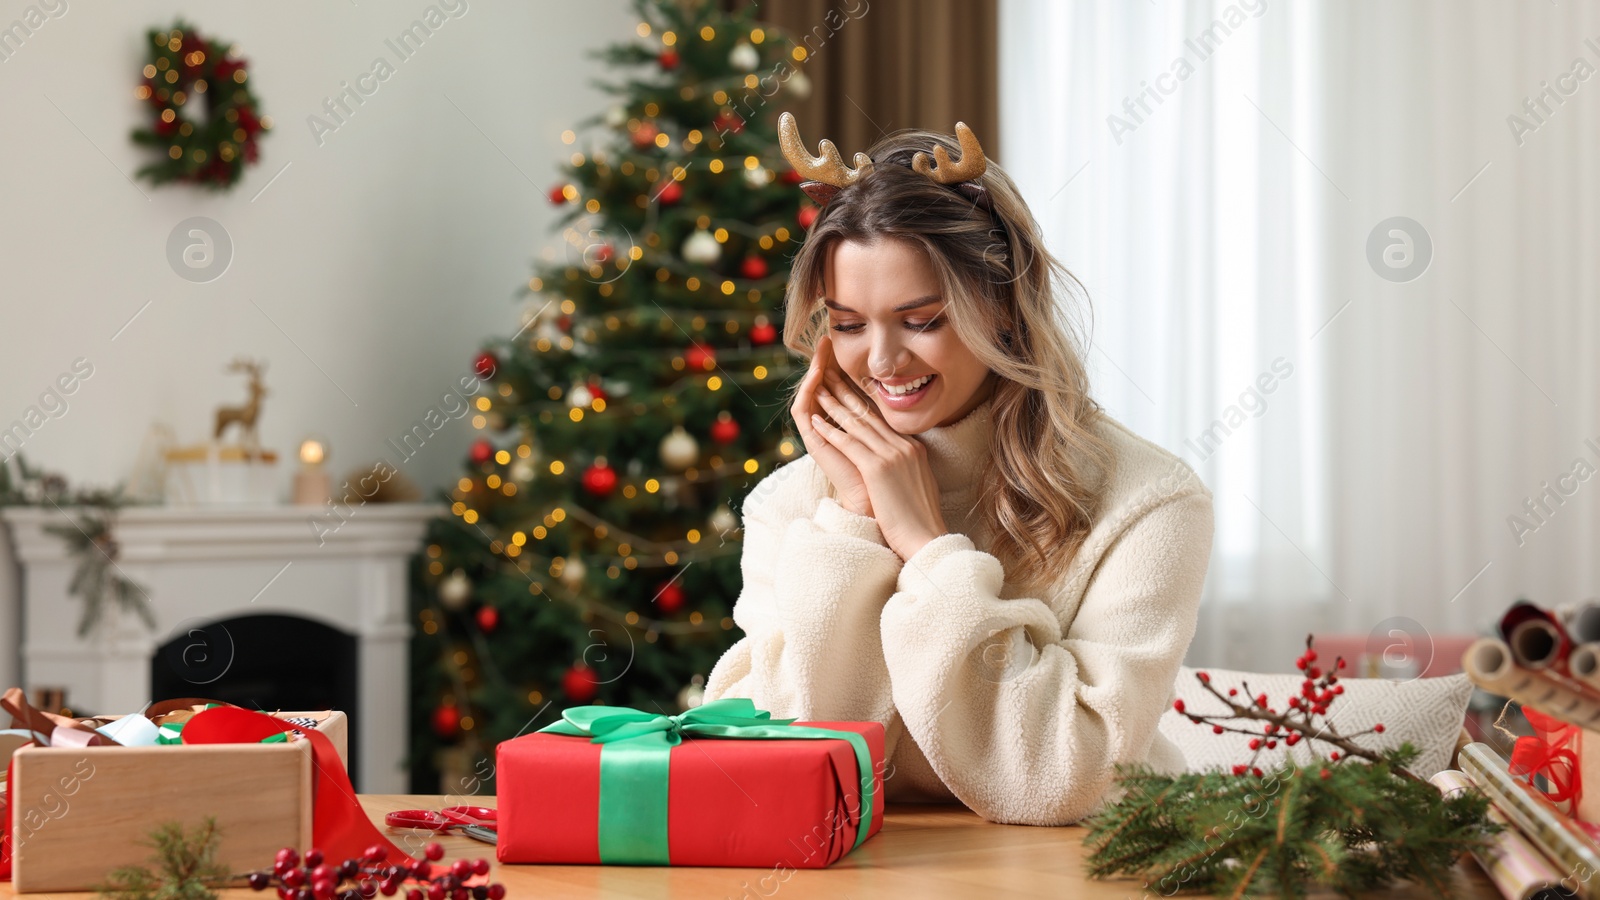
left=1171, top=634, right=1421, bottom=785
left=247, top=843, right=505, bottom=900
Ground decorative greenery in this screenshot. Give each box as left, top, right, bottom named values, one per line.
left=1083, top=636, right=1503, bottom=898
left=129, top=19, right=271, bottom=190
left=1, top=453, right=153, bottom=637
left=97, top=817, right=229, bottom=900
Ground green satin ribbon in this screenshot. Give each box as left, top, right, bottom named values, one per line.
left=537, top=698, right=876, bottom=865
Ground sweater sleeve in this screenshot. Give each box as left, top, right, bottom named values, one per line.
left=704, top=476, right=907, bottom=727
left=878, top=490, right=1214, bottom=826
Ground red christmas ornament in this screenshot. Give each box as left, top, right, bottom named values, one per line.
left=582, top=459, right=617, bottom=497
left=548, top=183, right=570, bottom=205
left=557, top=314, right=572, bottom=332
left=797, top=205, right=819, bottom=229
left=585, top=378, right=609, bottom=403
left=685, top=342, right=716, bottom=373
left=475, top=605, right=500, bottom=634
left=563, top=663, right=599, bottom=703
left=431, top=704, right=461, bottom=739
left=749, top=319, right=778, bottom=346
left=781, top=168, right=805, bottom=184
left=710, top=412, right=740, bottom=445
left=592, top=243, right=615, bottom=264
left=657, top=179, right=683, bottom=205
left=657, top=49, right=679, bottom=71
left=655, top=580, right=685, bottom=614
left=469, top=439, right=494, bottom=466
left=712, top=109, right=745, bottom=135
left=632, top=121, right=660, bottom=150
left=740, top=255, right=769, bottom=280
left=472, top=351, right=498, bottom=380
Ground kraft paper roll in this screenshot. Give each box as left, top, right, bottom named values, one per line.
left=1463, top=637, right=1600, bottom=730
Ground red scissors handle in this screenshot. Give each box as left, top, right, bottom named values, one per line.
left=440, top=806, right=497, bottom=826
left=384, top=809, right=453, bottom=831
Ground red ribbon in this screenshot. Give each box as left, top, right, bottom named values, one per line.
left=1510, top=706, right=1583, bottom=809
left=181, top=707, right=428, bottom=874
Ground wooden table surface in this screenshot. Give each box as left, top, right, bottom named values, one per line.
left=2, top=795, right=1504, bottom=899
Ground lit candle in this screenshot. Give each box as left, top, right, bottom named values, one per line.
left=292, top=436, right=331, bottom=506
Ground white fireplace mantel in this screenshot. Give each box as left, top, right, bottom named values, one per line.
left=1, top=502, right=442, bottom=793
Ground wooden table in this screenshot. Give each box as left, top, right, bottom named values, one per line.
left=2, top=795, right=1504, bottom=899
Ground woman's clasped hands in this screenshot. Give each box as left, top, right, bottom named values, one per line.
left=791, top=332, right=949, bottom=562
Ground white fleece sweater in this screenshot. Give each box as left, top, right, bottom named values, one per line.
left=704, top=393, right=1215, bottom=826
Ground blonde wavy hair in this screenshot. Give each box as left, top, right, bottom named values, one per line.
left=780, top=126, right=1116, bottom=588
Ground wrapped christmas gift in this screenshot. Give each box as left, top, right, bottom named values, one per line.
left=496, top=699, right=883, bottom=868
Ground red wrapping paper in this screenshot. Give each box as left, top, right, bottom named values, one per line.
left=496, top=719, right=884, bottom=868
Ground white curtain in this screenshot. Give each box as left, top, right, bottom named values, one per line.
left=999, top=1, right=1600, bottom=673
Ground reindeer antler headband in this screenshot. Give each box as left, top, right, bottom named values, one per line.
left=777, top=111, right=993, bottom=210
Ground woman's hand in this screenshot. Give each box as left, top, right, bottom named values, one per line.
left=807, top=351, right=950, bottom=561
left=792, top=332, right=875, bottom=518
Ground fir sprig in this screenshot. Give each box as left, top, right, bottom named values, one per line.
left=97, top=817, right=231, bottom=900
left=1084, top=745, right=1501, bottom=898
left=1084, top=636, right=1502, bottom=898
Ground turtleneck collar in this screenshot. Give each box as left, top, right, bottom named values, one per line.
left=913, top=390, right=996, bottom=499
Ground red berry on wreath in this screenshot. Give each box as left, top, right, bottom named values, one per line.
left=655, top=580, right=685, bottom=614
left=740, top=255, right=769, bottom=280
left=658, top=49, right=679, bottom=70
left=548, top=183, right=570, bottom=205
left=685, top=342, right=716, bottom=372
left=581, top=459, right=617, bottom=497
left=475, top=605, right=499, bottom=634
left=563, top=662, right=599, bottom=702
left=710, top=412, right=740, bottom=445
left=472, top=351, right=498, bottom=380
left=468, top=439, right=493, bottom=466
left=749, top=319, right=777, bottom=346
left=797, top=205, right=819, bottom=229
left=431, top=704, right=460, bottom=739
left=657, top=179, right=683, bottom=205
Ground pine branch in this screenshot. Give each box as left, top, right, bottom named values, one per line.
left=97, top=818, right=230, bottom=900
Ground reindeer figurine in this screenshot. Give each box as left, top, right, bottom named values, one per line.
left=213, top=358, right=269, bottom=447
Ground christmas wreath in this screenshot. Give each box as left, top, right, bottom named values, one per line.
left=130, top=21, right=271, bottom=190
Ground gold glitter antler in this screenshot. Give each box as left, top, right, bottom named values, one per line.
left=778, top=112, right=873, bottom=188
left=912, top=122, right=987, bottom=184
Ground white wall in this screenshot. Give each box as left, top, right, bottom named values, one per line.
left=0, top=0, right=636, bottom=496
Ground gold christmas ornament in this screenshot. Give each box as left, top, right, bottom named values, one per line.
left=659, top=425, right=699, bottom=471
left=559, top=557, right=587, bottom=589
left=439, top=569, right=472, bottom=610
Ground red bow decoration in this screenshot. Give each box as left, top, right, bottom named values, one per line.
left=1510, top=706, right=1583, bottom=809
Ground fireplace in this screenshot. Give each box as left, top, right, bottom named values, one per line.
left=150, top=613, right=362, bottom=785
left=1, top=502, right=439, bottom=792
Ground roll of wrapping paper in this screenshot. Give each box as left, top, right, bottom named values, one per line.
left=1504, top=603, right=1600, bottom=706
left=1460, top=742, right=1600, bottom=898
left=1559, top=602, right=1600, bottom=647
left=1570, top=645, right=1600, bottom=695
left=1464, top=638, right=1600, bottom=730
left=1433, top=768, right=1580, bottom=900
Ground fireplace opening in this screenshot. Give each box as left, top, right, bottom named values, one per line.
left=150, top=613, right=361, bottom=787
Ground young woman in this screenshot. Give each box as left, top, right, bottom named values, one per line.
left=703, top=113, right=1215, bottom=827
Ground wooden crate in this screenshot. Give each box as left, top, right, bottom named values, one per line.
left=8, top=710, right=347, bottom=893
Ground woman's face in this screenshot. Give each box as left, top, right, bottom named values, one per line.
left=820, top=237, right=996, bottom=433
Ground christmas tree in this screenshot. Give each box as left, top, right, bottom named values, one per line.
left=408, top=0, right=816, bottom=791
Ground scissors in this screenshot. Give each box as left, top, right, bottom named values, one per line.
left=384, top=805, right=498, bottom=845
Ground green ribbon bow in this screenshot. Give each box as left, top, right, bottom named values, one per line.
left=537, top=697, right=876, bottom=864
